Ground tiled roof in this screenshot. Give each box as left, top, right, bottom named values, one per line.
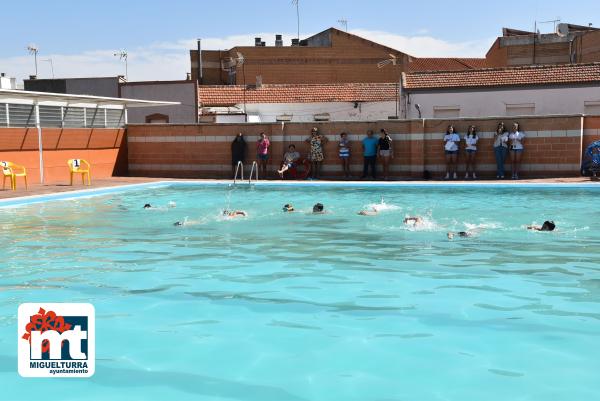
left=198, top=83, right=398, bottom=106
left=403, top=62, right=600, bottom=90
left=407, top=58, right=489, bottom=72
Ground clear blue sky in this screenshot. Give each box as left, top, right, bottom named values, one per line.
left=2, top=0, right=599, bottom=57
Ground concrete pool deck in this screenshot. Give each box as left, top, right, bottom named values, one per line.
left=0, top=176, right=598, bottom=201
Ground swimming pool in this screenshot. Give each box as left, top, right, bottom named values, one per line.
left=1, top=182, right=600, bottom=401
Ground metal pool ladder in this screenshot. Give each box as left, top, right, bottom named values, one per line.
left=233, top=161, right=258, bottom=185
left=248, top=161, right=258, bottom=184
left=233, top=161, right=244, bottom=184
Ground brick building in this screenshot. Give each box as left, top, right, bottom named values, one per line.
left=190, top=28, right=487, bottom=85
left=485, top=23, right=600, bottom=67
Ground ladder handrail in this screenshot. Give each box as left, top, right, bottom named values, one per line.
left=233, top=161, right=244, bottom=184
left=248, top=161, right=258, bottom=184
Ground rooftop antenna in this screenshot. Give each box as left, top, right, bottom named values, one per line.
left=377, top=54, right=397, bottom=69
left=292, top=0, right=300, bottom=42
left=113, top=50, right=128, bottom=81
left=26, top=44, right=39, bottom=77
left=537, top=17, right=561, bottom=33
left=40, top=58, right=54, bottom=79
left=338, top=19, right=348, bottom=32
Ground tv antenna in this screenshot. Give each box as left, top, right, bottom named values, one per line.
left=338, top=19, right=348, bottom=32
left=113, top=50, right=128, bottom=81
left=536, top=17, right=561, bottom=33
left=377, top=54, right=398, bottom=69
left=41, top=58, right=55, bottom=79
left=292, top=0, right=300, bottom=41
left=27, top=44, right=39, bottom=76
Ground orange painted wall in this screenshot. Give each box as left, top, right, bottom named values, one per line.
left=0, top=128, right=127, bottom=184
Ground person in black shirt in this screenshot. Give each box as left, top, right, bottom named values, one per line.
left=231, top=133, right=247, bottom=177
left=378, top=129, right=394, bottom=180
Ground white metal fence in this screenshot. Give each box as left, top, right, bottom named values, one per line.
left=0, top=103, right=124, bottom=128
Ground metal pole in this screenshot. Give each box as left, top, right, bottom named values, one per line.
left=197, top=39, right=203, bottom=84
left=34, top=50, right=38, bottom=76
left=35, top=102, right=44, bottom=184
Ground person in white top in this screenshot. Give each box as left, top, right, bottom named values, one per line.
left=464, top=125, right=479, bottom=179
left=508, top=122, right=525, bottom=179
left=443, top=125, right=460, bottom=179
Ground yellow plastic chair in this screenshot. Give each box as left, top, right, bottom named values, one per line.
left=68, top=159, right=91, bottom=186
left=1, top=161, right=28, bottom=190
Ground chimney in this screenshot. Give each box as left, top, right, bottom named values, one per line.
left=0, top=73, right=5, bottom=77
left=291, top=38, right=299, bottom=46
left=275, top=34, right=283, bottom=47
left=197, top=39, right=203, bottom=84
left=256, top=75, right=263, bottom=88
left=255, top=37, right=262, bottom=46
left=29, top=75, right=37, bottom=80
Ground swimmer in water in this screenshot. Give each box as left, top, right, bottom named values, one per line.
left=358, top=209, right=377, bottom=216
left=282, top=204, right=295, bottom=212
left=447, top=231, right=473, bottom=240
left=527, top=220, right=555, bottom=231
left=223, top=210, right=247, bottom=217
left=312, top=203, right=325, bottom=214
left=143, top=203, right=152, bottom=209
left=404, top=216, right=424, bottom=226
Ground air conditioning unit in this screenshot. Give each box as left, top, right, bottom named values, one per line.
left=276, top=114, right=293, bottom=122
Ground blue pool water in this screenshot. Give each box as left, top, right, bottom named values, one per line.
left=1, top=183, right=600, bottom=401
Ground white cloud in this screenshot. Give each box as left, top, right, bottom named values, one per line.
left=0, top=30, right=495, bottom=85
left=349, top=29, right=494, bottom=58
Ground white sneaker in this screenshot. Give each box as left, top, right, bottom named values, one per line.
left=444, top=173, right=450, bottom=180
left=464, top=173, right=469, bottom=179
left=453, top=173, right=458, bottom=179
left=472, top=173, right=477, bottom=179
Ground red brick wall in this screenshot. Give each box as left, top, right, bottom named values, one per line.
left=0, top=128, right=127, bottom=185
left=485, top=38, right=509, bottom=68
left=580, top=31, right=600, bottom=63
left=127, top=116, right=588, bottom=179
left=192, top=30, right=409, bottom=85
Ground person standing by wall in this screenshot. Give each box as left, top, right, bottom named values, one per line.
left=256, top=132, right=270, bottom=179
left=338, top=132, right=351, bottom=179
left=231, top=132, right=246, bottom=178
left=464, top=125, right=479, bottom=179
left=443, top=125, right=460, bottom=180
left=361, top=130, right=379, bottom=179
left=378, top=129, right=394, bottom=180
left=509, top=122, right=525, bottom=179
left=493, top=122, right=509, bottom=179
left=305, top=127, right=328, bottom=179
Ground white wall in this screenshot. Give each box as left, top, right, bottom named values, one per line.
left=121, top=82, right=197, bottom=124
left=406, top=85, right=600, bottom=118
left=239, top=101, right=398, bottom=122
left=0, top=76, right=16, bottom=89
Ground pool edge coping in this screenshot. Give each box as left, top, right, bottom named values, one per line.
left=1, top=179, right=599, bottom=207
